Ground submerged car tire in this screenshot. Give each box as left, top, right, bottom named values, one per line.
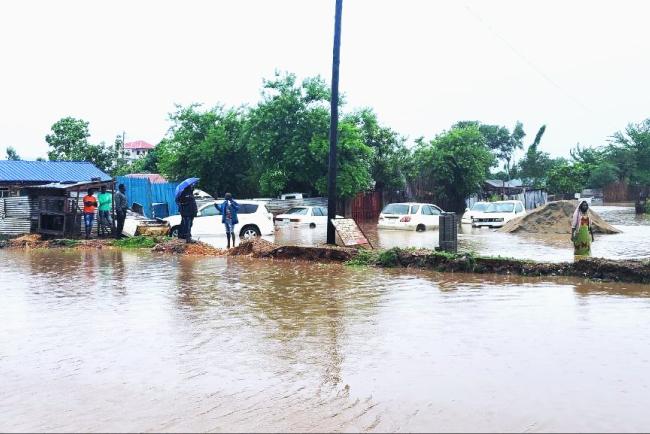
left=416, top=224, right=426, bottom=232
left=240, top=225, right=261, bottom=240
left=309, top=223, right=316, bottom=229
left=170, top=226, right=181, bottom=238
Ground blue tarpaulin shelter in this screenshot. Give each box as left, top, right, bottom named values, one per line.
left=115, top=176, right=179, bottom=219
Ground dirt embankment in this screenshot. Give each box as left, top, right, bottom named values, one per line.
left=381, top=249, right=650, bottom=284
left=4, top=235, right=648, bottom=283
left=500, top=200, right=621, bottom=234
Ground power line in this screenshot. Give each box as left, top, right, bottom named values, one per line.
left=463, top=3, right=593, bottom=114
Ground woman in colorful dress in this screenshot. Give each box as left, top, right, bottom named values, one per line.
left=571, top=200, right=594, bottom=256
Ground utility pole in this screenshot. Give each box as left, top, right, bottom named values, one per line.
left=327, top=0, right=343, bottom=245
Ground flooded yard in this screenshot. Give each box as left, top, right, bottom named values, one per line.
left=253, top=206, right=650, bottom=262
left=2, top=249, right=650, bottom=432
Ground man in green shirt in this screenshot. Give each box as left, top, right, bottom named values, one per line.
left=97, top=185, right=113, bottom=238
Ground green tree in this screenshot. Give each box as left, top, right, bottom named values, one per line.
left=45, top=117, right=119, bottom=173
left=244, top=72, right=372, bottom=198
left=5, top=146, right=20, bottom=160
left=454, top=121, right=526, bottom=179
left=413, top=125, right=494, bottom=212
left=518, top=125, right=554, bottom=187
left=347, top=108, right=410, bottom=191
left=156, top=104, right=255, bottom=197
left=611, top=119, right=650, bottom=186
left=546, top=161, right=589, bottom=195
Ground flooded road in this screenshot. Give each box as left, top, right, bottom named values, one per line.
left=2, top=249, right=650, bottom=432
left=258, top=206, right=650, bottom=262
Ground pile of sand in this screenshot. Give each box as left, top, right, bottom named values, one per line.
left=500, top=200, right=621, bottom=234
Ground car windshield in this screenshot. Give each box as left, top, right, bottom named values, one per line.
left=471, top=202, right=488, bottom=212
left=382, top=204, right=410, bottom=215
left=286, top=207, right=309, bottom=215
left=485, top=203, right=515, bottom=213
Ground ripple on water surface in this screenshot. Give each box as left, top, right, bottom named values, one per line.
left=1, top=249, right=650, bottom=432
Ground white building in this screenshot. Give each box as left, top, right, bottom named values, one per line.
left=124, top=140, right=154, bottom=161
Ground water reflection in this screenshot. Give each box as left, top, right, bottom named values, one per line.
left=2, top=250, right=650, bottom=432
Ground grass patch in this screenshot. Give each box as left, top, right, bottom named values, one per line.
left=346, top=249, right=377, bottom=267
left=376, top=248, right=401, bottom=267
left=113, top=236, right=168, bottom=249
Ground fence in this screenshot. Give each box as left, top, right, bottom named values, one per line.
left=0, top=196, right=38, bottom=236
left=466, top=189, right=547, bottom=210
left=604, top=181, right=641, bottom=203
left=350, top=190, right=382, bottom=221
left=115, top=176, right=179, bottom=219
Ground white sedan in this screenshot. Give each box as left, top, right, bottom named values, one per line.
left=377, top=202, right=444, bottom=231
left=275, top=206, right=341, bottom=228
left=471, top=200, right=526, bottom=228
left=165, top=200, right=275, bottom=240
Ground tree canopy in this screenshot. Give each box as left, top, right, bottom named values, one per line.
left=413, top=125, right=494, bottom=212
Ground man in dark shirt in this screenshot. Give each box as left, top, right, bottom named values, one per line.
left=114, top=184, right=128, bottom=239
left=177, top=185, right=198, bottom=243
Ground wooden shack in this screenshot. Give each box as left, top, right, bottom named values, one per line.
left=0, top=161, right=112, bottom=237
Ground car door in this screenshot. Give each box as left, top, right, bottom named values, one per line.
left=236, top=203, right=257, bottom=230
left=515, top=202, right=525, bottom=215
left=423, top=205, right=441, bottom=229
left=193, top=203, right=221, bottom=235
left=313, top=207, right=329, bottom=225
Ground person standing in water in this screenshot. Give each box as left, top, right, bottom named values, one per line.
left=572, top=200, right=594, bottom=256
left=220, top=193, right=239, bottom=248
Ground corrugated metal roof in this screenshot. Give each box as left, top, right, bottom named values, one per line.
left=0, top=161, right=112, bottom=183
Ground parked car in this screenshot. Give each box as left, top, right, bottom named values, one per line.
left=165, top=199, right=274, bottom=239
left=461, top=201, right=489, bottom=224
left=471, top=200, right=526, bottom=228
left=377, top=202, right=444, bottom=231
left=275, top=206, right=342, bottom=228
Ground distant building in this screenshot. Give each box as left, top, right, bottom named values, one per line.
left=124, top=140, right=155, bottom=161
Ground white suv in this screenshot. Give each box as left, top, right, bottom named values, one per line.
left=471, top=200, right=526, bottom=228
left=165, top=200, right=274, bottom=240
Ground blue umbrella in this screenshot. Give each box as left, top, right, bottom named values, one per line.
left=175, top=177, right=200, bottom=200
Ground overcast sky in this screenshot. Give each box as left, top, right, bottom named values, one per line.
left=1, top=0, right=648, bottom=160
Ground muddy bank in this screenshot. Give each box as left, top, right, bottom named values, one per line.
left=4, top=235, right=648, bottom=283
left=224, top=240, right=650, bottom=283
left=348, top=247, right=650, bottom=284
left=500, top=200, right=621, bottom=234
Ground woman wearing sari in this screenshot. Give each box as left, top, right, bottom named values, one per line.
left=571, top=200, right=595, bottom=256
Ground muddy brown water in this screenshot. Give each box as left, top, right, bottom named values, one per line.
left=2, top=249, right=650, bottom=432
left=247, top=206, right=650, bottom=262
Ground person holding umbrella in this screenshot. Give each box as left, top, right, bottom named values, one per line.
left=175, top=178, right=199, bottom=243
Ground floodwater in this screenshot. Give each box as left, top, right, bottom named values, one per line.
left=2, top=249, right=650, bottom=432
left=262, top=206, right=650, bottom=262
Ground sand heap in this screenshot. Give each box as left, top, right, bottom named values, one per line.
left=500, top=200, right=621, bottom=234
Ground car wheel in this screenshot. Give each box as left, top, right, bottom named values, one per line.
left=240, top=225, right=261, bottom=240
left=416, top=224, right=426, bottom=232
left=170, top=226, right=180, bottom=238
left=309, top=223, right=316, bottom=229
